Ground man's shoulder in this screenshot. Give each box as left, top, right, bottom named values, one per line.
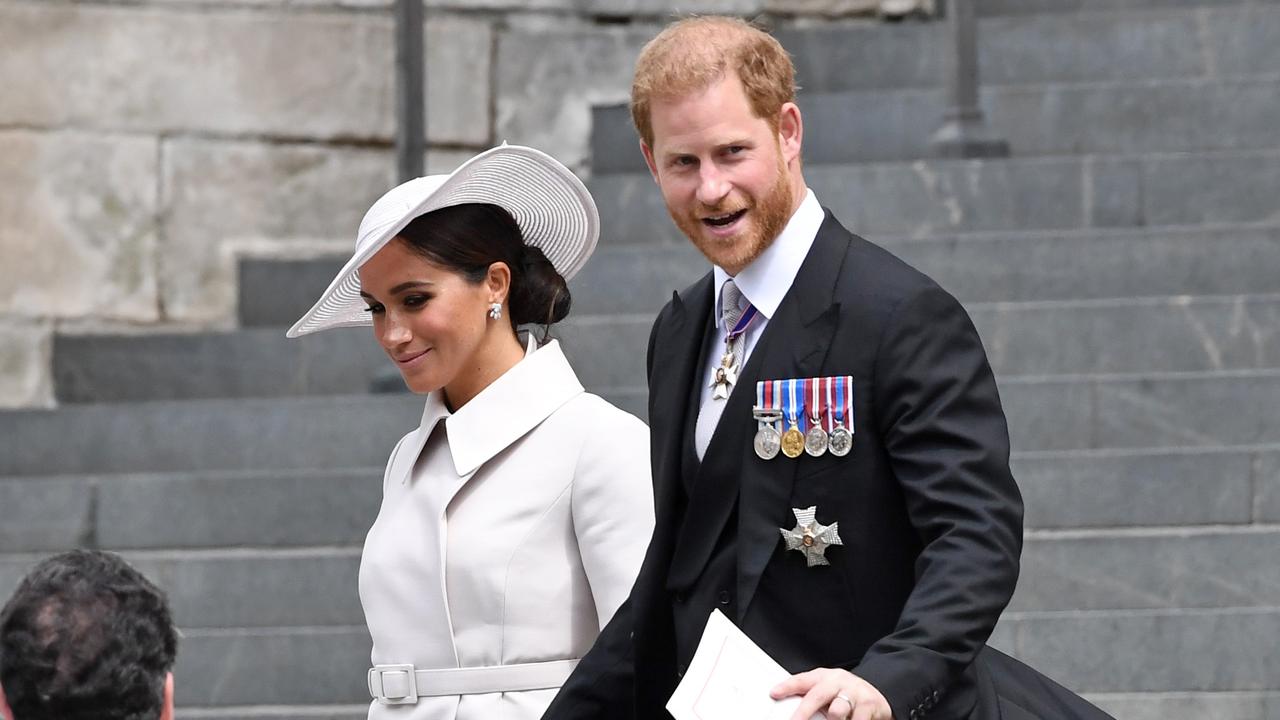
left=821, top=214, right=947, bottom=304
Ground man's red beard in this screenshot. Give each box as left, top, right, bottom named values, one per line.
left=670, top=156, right=794, bottom=275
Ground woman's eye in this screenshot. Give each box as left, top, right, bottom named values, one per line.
left=403, top=295, right=429, bottom=308
left=363, top=305, right=383, bottom=314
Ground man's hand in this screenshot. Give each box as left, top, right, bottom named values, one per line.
left=771, top=668, right=892, bottom=720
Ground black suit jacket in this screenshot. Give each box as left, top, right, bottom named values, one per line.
left=544, top=212, right=1024, bottom=720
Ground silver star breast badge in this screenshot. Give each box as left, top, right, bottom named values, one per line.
left=709, top=357, right=740, bottom=400
left=779, top=506, right=843, bottom=567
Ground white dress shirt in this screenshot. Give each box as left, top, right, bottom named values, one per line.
left=694, top=188, right=825, bottom=458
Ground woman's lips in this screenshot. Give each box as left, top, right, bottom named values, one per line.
left=395, top=349, right=430, bottom=369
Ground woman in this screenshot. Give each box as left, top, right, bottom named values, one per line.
left=286, top=145, right=654, bottom=719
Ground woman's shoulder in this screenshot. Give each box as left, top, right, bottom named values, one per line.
left=554, top=392, right=648, bottom=434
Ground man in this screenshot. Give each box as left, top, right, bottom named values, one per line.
left=545, top=16, right=1112, bottom=720
left=0, top=550, right=179, bottom=720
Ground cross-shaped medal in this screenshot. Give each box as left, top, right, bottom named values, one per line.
left=710, top=349, right=739, bottom=400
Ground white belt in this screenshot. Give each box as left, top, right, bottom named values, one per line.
left=367, top=659, right=579, bottom=705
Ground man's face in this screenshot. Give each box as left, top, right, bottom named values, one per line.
left=641, top=73, right=802, bottom=276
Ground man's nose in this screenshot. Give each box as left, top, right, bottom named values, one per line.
left=695, top=165, right=731, bottom=207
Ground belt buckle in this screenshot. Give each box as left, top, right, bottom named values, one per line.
left=369, top=664, right=418, bottom=705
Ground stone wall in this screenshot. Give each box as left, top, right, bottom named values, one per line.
left=0, top=0, right=905, bottom=408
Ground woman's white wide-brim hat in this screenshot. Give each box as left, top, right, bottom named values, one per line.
left=286, top=144, right=599, bottom=338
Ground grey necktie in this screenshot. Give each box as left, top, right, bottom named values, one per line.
left=695, top=279, right=747, bottom=458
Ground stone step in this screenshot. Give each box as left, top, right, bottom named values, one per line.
left=808, top=4, right=1277, bottom=89
left=576, top=228, right=1280, bottom=308
left=0, top=468, right=381, bottom=552
left=3, top=443, right=1273, bottom=553
left=1013, top=446, right=1280, bottom=530
left=565, top=294, right=1280, bottom=387
left=6, top=372, right=1280, bottom=475
left=991, top=607, right=1280, bottom=694
left=591, top=150, right=1280, bottom=240
left=977, top=0, right=1280, bottom=16
left=0, top=526, right=1272, bottom=631
left=0, top=549, right=363, bottom=629
left=241, top=224, right=1280, bottom=330
left=1086, top=691, right=1280, bottom=720
left=53, top=327, right=386, bottom=403
left=594, top=74, right=1280, bottom=170
left=1012, top=527, right=1280, bottom=613
left=51, top=293, right=1280, bottom=403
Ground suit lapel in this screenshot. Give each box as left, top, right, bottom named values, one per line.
left=648, top=276, right=715, bottom=529
left=734, top=215, right=851, bottom=618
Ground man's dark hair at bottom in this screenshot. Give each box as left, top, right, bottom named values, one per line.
left=0, top=550, right=178, bottom=720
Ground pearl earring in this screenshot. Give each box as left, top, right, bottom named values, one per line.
left=488, top=302, right=502, bottom=320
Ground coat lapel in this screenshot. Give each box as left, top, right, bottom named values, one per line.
left=736, top=214, right=850, bottom=618
left=648, top=277, right=715, bottom=528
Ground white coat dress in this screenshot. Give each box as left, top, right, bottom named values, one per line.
left=359, top=337, right=654, bottom=720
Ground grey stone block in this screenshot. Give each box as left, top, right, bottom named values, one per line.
left=886, top=225, right=1280, bottom=303
left=1094, top=371, right=1280, bottom=449
left=1012, top=450, right=1256, bottom=529
left=1088, top=691, right=1280, bottom=720
left=1002, top=608, right=1280, bottom=692
left=0, top=4, right=393, bottom=139
left=97, top=469, right=382, bottom=549
left=0, top=131, right=159, bottom=322
left=572, top=226, right=1280, bottom=314
left=53, top=328, right=389, bottom=403
left=1143, top=149, right=1280, bottom=226
left=0, top=476, right=94, bottom=551
left=1257, top=451, right=1280, bottom=522
left=239, top=256, right=347, bottom=327
left=495, top=26, right=653, bottom=172
left=977, top=0, right=1280, bottom=15
left=0, top=395, right=422, bottom=476
left=160, top=138, right=394, bottom=323
left=973, top=295, right=1280, bottom=376
left=125, top=551, right=363, bottom=628
left=1208, top=5, right=1280, bottom=78
left=1012, top=529, right=1280, bottom=612
left=999, top=379, right=1094, bottom=452
left=598, top=77, right=1280, bottom=167
left=557, top=316, right=653, bottom=390
left=571, top=243, right=707, bottom=315
left=174, top=628, right=371, bottom=706
left=0, top=321, right=52, bottom=409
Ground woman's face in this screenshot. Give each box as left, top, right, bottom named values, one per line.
left=358, top=237, right=496, bottom=395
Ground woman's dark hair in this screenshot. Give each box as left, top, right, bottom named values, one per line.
left=396, top=203, right=572, bottom=330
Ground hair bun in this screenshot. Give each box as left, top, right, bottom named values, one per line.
left=510, top=244, right=571, bottom=327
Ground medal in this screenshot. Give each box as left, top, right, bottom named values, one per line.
left=710, top=302, right=759, bottom=400
left=804, top=377, right=828, bottom=457
left=828, top=376, right=854, bottom=457
left=753, top=407, right=782, bottom=460
left=780, top=379, right=805, bottom=458
left=779, top=505, right=843, bottom=567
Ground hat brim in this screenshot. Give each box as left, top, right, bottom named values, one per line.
left=286, top=145, right=599, bottom=338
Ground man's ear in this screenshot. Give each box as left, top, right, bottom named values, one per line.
left=158, top=673, right=174, bottom=720
left=777, top=102, right=804, bottom=166
left=640, top=140, right=660, bottom=183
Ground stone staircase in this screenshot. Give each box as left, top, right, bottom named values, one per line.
left=2, top=1, right=1279, bottom=718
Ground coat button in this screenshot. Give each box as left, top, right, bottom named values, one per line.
left=718, top=591, right=731, bottom=605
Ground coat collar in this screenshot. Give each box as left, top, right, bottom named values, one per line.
left=412, top=335, right=584, bottom=478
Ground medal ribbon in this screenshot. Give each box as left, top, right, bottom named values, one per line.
left=844, top=376, right=855, bottom=433
left=824, top=376, right=836, bottom=432
left=835, top=376, right=846, bottom=429
left=726, top=303, right=759, bottom=344
left=785, top=379, right=801, bottom=432
left=809, top=376, right=824, bottom=428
